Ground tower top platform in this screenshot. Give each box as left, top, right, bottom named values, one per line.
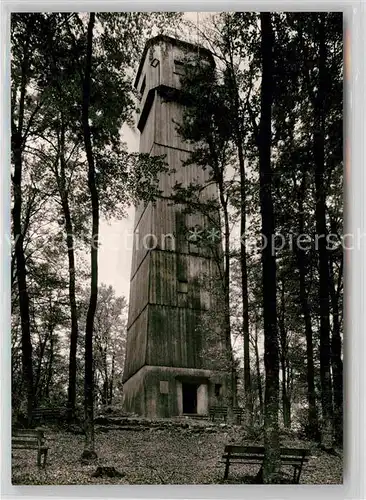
left=134, top=35, right=214, bottom=89
left=134, top=35, right=214, bottom=133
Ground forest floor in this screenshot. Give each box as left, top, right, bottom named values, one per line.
left=12, top=417, right=343, bottom=485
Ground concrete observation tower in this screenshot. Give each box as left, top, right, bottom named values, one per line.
left=122, top=35, right=229, bottom=418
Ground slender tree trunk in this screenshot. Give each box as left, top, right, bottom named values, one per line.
left=228, top=54, right=253, bottom=423
left=13, top=155, right=34, bottom=427
left=65, top=200, right=79, bottom=417
left=109, top=353, right=115, bottom=405
left=81, top=12, right=98, bottom=459
left=207, top=121, right=236, bottom=412
left=329, top=252, right=343, bottom=446
left=237, top=142, right=253, bottom=424
left=11, top=35, right=34, bottom=426
left=49, top=36, right=79, bottom=418
left=45, top=330, right=54, bottom=399
left=294, top=174, right=320, bottom=440
left=101, top=380, right=107, bottom=406
left=223, top=204, right=236, bottom=411
left=103, top=348, right=109, bottom=406
left=296, top=248, right=320, bottom=438
left=58, top=119, right=80, bottom=417
left=287, top=363, right=293, bottom=423
left=34, top=330, right=48, bottom=404
left=254, top=320, right=264, bottom=425
left=258, top=12, right=280, bottom=483
left=216, top=178, right=236, bottom=412
left=313, top=15, right=333, bottom=446
left=280, top=357, right=291, bottom=428
left=279, top=282, right=290, bottom=428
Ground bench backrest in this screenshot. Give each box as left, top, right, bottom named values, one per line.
left=225, top=445, right=264, bottom=455
left=209, top=407, right=243, bottom=414
left=12, top=429, right=44, bottom=447
left=209, top=406, right=228, bottom=414
left=279, top=447, right=310, bottom=458
left=13, top=429, right=44, bottom=438
left=32, top=407, right=66, bottom=421
left=224, top=445, right=309, bottom=458
left=32, top=407, right=65, bottom=415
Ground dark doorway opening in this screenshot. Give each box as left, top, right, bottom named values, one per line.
left=215, top=383, right=222, bottom=397
left=182, top=383, right=198, bottom=414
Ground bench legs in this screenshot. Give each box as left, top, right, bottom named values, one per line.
left=255, top=465, right=263, bottom=483
left=293, top=464, right=303, bottom=484
left=223, top=456, right=230, bottom=480
left=37, top=448, right=48, bottom=468
left=223, top=460, right=304, bottom=484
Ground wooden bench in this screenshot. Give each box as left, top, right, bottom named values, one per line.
left=32, top=407, right=67, bottom=424
left=233, top=407, right=244, bottom=424
left=12, top=429, right=48, bottom=467
left=222, top=445, right=310, bottom=483
left=209, top=406, right=228, bottom=422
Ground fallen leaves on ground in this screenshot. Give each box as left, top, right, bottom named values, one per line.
left=11, top=424, right=342, bottom=485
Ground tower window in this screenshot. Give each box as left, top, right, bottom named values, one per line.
left=215, top=383, right=222, bottom=397
left=160, top=381, right=169, bottom=394
left=173, top=60, right=185, bottom=76
left=177, top=281, right=188, bottom=294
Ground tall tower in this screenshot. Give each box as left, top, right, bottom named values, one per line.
left=122, top=36, right=229, bottom=418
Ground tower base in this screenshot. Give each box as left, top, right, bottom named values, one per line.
left=122, top=365, right=230, bottom=418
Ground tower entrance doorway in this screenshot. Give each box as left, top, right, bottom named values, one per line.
left=182, top=383, right=198, bottom=414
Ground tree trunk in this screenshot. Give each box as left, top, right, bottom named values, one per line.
left=280, top=357, right=291, bottom=429
left=223, top=206, right=237, bottom=411
left=34, top=327, right=49, bottom=405
left=11, top=34, right=34, bottom=426
left=279, top=282, right=291, bottom=429
left=296, top=247, right=320, bottom=438
left=329, top=251, right=343, bottom=446
left=45, top=329, right=54, bottom=399
left=254, top=320, right=264, bottom=425
left=58, top=119, right=80, bottom=417
left=258, top=12, right=280, bottom=483
left=228, top=55, right=253, bottom=423
left=65, top=197, right=79, bottom=418
left=109, top=353, right=115, bottom=406
left=101, top=381, right=108, bottom=406
left=294, top=174, right=320, bottom=440
left=81, top=12, right=98, bottom=460
left=237, top=141, right=253, bottom=425
left=287, top=363, right=293, bottom=423
left=103, top=347, right=109, bottom=407
left=313, top=15, right=333, bottom=446
left=217, top=180, right=236, bottom=412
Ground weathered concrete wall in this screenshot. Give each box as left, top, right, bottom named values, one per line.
left=123, top=365, right=230, bottom=419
